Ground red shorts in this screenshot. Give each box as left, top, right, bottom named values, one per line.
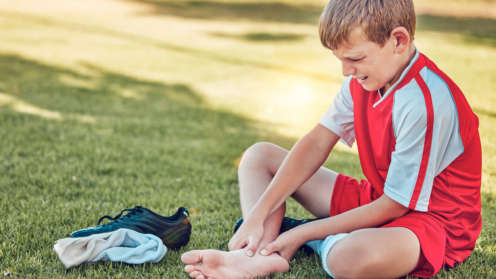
left=330, top=174, right=469, bottom=278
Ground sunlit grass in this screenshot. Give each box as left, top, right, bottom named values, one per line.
left=0, top=0, right=495, bottom=278
left=0, top=92, right=62, bottom=120
left=415, top=0, right=496, bottom=18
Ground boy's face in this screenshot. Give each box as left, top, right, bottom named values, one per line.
left=332, top=32, right=403, bottom=92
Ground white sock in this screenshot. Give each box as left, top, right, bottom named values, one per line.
left=305, top=233, right=348, bottom=278
left=305, top=239, right=322, bottom=253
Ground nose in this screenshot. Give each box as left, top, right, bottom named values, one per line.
left=342, top=61, right=356, bottom=77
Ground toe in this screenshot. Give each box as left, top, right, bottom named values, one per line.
left=182, top=250, right=204, bottom=264
left=185, top=265, right=194, bottom=273
left=189, top=271, right=202, bottom=278
left=185, top=264, right=202, bottom=273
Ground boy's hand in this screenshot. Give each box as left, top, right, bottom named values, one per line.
left=228, top=219, right=264, bottom=256
left=259, top=231, right=303, bottom=261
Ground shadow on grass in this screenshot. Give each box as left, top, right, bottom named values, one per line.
left=134, top=0, right=323, bottom=25
left=0, top=11, right=336, bottom=83
left=210, top=32, right=307, bottom=43
left=417, top=14, right=496, bottom=48
left=0, top=52, right=360, bottom=206
left=0, top=53, right=247, bottom=172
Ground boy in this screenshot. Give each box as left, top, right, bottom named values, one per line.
left=182, top=0, right=482, bottom=278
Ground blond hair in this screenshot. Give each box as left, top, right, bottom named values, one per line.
left=319, top=0, right=416, bottom=49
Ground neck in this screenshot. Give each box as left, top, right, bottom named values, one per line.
left=381, top=45, right=417, bottom=93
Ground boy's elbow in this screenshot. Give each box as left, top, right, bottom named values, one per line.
left=388, top=205, right=410, bottom=222
left=394, top=204, right=410, bottom=219
left=305, top=124, right=340, bottom=154
left=383, top=194, right=410, bottom=219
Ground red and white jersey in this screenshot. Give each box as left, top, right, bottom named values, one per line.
left=319, top=51, right=482, bottom=262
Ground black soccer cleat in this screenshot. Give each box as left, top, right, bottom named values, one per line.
left=70, top=206, right=192, bottom=250
left=234, top=216, right=323, bottom=254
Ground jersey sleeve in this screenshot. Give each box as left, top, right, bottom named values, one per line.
left=318, top=76, right=355, bottom=147
left=384, top=70, right=464, bottom=212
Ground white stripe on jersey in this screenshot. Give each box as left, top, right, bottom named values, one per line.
left=385, top=66, right=464, bottom=211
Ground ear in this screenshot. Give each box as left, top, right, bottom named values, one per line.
left=390, top=27, right=411, bottom=54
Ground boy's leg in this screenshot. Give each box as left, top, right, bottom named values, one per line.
left=182, top=227, right=420, bottom=279
left=237, top=142, right=338, bottom=249
left=321, top=227, right=421, bottom=279
left=182, top=142, right=339, bottom=279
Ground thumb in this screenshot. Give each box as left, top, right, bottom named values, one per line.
left=260, top=241, right=279, bottom=256
left=244, top=236, right=260, bottom=257
left=227, top=238, right=235, bottom=251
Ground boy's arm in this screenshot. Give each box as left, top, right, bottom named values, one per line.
left=261, top=193, right=409, bottom=260
left=228, top=124, right=340, bottom=254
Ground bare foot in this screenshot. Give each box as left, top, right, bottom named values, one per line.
left=181, top=248, right=289, bottom=279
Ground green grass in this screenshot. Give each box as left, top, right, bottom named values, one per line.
left=0, top=0, right=495, bottom=278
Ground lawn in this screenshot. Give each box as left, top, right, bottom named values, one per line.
left=0, top=0, right=495, bottom=278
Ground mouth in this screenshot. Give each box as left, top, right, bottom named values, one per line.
left=356, top=76, right=368, bottom=84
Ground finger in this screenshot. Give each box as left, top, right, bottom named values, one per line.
left=182, top=250, right=204, bottom=265
left=229, top=224, right=245, bottom=251
left=228, top=239, right=240, bottom=251
left=260, top=241, right=278, bottom=256
left=227, top=239, right=233, bottom=251
left=245, top=236, right=260, bottom=257
left=185, top=264, right=202, bottom=273
left=230, top=236, right=248, bottom=251
left=189, top=271, right=201, bottom=278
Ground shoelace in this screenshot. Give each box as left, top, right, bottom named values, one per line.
left=97, top=206, right=144, bottom=226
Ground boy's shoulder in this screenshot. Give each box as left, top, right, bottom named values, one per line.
left=394, top=56, right=456, bottom=112
left=388, top=52, right=478, bottom=148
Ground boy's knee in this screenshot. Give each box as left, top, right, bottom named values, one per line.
left=239, top=142, right=276, bottom=167
left=326, top=241, right=354, bottom=278
left=245, top=142, right=275, bottom=156
left=326, top=233, right=380, bottom=278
